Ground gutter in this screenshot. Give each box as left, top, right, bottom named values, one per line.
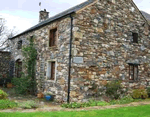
left=67, top=14, right=73, bottom=103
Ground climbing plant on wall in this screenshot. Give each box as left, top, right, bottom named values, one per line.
left=22, top=35, right=37, bottom=95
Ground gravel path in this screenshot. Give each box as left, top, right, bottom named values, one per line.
left=1, top=101, right=150, bottom=113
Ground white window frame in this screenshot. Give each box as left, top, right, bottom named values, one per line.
left=46, top=59, right=57, bottom=82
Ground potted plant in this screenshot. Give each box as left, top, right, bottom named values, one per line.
left=37, top=92, right=44, bottom=99
left=44, top=92, right=54, bottom=101
left=7, top=82, right=13, bottom=88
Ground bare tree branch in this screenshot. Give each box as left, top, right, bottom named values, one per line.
left=0, top=18, right=18, bottom=51
left=0, top=18, right=6, bottom=37
left=0, top=39, right=8, bottom=47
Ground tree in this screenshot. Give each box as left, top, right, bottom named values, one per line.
left=0, top=18, right=17, bottom=51
left=0, top=18, right=6, bottom=37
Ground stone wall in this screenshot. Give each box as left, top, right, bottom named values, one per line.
left=10, top=0, right=150, bottom=102
left=10, top=17, right=72, bottom=102
left=70, top=0, right=150, bottom=102
left=0, top=51, right=11, bottom=78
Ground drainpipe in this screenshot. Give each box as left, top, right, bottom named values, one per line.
left=67, top=14, right=73, bottom=103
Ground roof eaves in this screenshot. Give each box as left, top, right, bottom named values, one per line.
left=130, top=0, right=150, bottom=26
left=10, top=0, right=95, bottom=40
left=10, top=11, right=75, bottom=39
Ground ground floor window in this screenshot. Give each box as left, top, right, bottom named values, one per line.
left=129, top=64, right=138, bottom=81
left=15, top=59, right=22, bottom=78
left=47, top=61, right=56, bottom=80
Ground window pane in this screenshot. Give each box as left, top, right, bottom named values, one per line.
left=47, top=62, right=51, bottom=79
left=49, top=28, right=57, bottom=47
left=51, top=62, right=55, bottom=80
left=129, top=65, right=134, bottom=80
left=134, top=66, right=138, bottom=80
left=18, top=40, right=22, bottom=49
left=132, top=33, right=138, bottom=43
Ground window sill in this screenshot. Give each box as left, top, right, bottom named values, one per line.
left=129, top=80, right=139, bottom=83
left=48, top=46, right=58, bottom=50
left=132, top=43, right=141, bottom=46
left=46, top=79, right=56, bottom=83
left=129, top=80, right=134, bottom=83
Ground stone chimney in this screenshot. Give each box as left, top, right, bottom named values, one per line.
left=39, top=9, right=49, bottom=22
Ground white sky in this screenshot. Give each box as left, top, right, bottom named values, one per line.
left=0, top=0, right=150, bottom=34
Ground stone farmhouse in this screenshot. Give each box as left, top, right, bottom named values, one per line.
left=9, top=0, right=150, bottom=102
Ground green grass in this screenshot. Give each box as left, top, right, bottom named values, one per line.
left=1, top=104, right=150, bottom=117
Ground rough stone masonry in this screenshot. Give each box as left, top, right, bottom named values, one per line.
left=10, top=0, right=150, bottom=102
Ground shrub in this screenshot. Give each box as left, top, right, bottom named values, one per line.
left=147, top=87, right=150, bottom=98
left=61, top=102, right=82, bottom=108
left=0, top=100, right=18, bottom=109
left=61, top=100, right=110, bottom=108
left=105, top=80, right=127, bottom=100
left=18, top=100, right=39, bottom=109
left=0, top=89, right=8, bottom=99
left=109, top=95, right=134, bottom=105
left=118, top=95, right=134, bottom=104
left=132, top=89, right=148, bottom=99
left=12, top=77, right=31, bottom=95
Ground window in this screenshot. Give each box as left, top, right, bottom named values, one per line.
left=129, top=64, right=138, bottom=81
left=15, top=59, right=22, bottom=78
left=132, top=33, right=138, bottom=43
left=49, top=28, right=57, bottom=47
left=17, top=40, right=22, bottom=49
left=47, top=61, right=56, bottom=80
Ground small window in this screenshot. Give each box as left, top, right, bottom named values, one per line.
left=15, top=59, right=22, bottom=78
left=129, top=64, right=138, bottom=81
left=49, top=28, right=57, bottom=47
left=132, top=33, right=138, bottom=43
left=17, top=40, right=22, bottom=49
left=47, top=61, right=56, bottom=80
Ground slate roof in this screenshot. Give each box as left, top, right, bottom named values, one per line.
left=10, top=0, right=149, bottom=39
left=10, top=0, right=95, bottom=39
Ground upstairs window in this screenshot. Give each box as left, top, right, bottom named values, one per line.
left=129, top=64, right=138, bottom=81
left=49, top=28, right=57, bottom=47
left=132, top=33, right=138, bottom=43
left=17, top=40, right=22, bottom=49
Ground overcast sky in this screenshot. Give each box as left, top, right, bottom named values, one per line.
left=0, top=0, right=150, bottom=34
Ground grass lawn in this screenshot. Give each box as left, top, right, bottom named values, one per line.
left=1, top=104, right=150, bottom=117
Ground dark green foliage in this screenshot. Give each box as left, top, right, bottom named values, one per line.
left=105, top=80, right=127, bottom=100
left=0, top=89, right=8, bottom=99
left=0, top=100, right=18, bottom=109
left=22, top=36, right=37, bottom=95
left=146, top=87, right=150, bottom=97
left=13, top=36, right=37, bottom=95
left=132, top=89, right=148, bottom=99
left=12, top=76, right=31, bottom=95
